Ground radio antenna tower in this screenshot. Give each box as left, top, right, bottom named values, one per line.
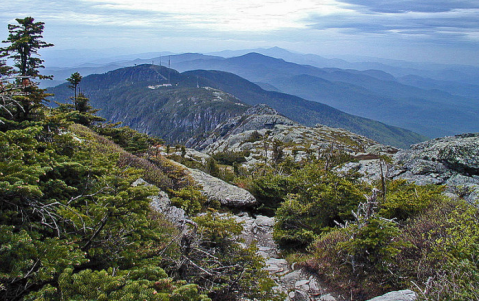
left=168, top=56, right=171, bottom=85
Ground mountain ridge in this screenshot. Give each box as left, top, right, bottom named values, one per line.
left=48, top=64, right=426, bottom=148
left=171, top=52, right=479, bottom=138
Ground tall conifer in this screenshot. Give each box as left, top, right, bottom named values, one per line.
left=0, top=17, right=53, bottom=122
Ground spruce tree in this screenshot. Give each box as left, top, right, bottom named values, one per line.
left=0, top=50, right=11, bottom=76
left=1, top=17, right=53, bottom=78
left=66, top=71, right=82, bottom=101
left=0, top=17, right=53, bottom=122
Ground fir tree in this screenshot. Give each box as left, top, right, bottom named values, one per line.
left=66, top=72, right=82, bottom=101
left=0, top=17, right=53, bottom=122
left=1, top=17, right=53, bottom=78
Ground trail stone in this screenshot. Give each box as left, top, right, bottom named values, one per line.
left=264, top=258, right=288, bottom=274
left=280, top=270, right=304, bottom=290
left=295, top=280, right=310, bottom=291
left=292, top=290, right=310, bottom=301
left=308, top=277, right=321, bottom=295
left=318, top=294, right=337, bottom=301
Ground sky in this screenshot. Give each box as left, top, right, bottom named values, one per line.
left=1, top=0, right=479, bottom=66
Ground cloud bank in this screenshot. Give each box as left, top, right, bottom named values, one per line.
left=1, top=0, right=478, bottom=65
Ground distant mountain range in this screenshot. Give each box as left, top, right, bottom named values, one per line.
left=169, top=52, right=479, bottom=138
left=43, top=48, right=479, bottom=140
left=48, top=64, right=425, bottom=148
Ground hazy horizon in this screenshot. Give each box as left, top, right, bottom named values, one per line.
left=2, top=0, right=479, bottom=67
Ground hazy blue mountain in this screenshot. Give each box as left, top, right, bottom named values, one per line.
left=48, top=64, right=426, bottom=148
left=210, top=47, right=479, bottom=83
left=49, top=65, right=248, bottom=143
left=398, top=74, right=479, bottom=100
left=171, top=53, right=479, bottom=138
left=41, top=53, right=224, bottom=88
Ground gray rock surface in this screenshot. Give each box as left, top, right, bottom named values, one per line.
left=186, top=168, right=257, bottom=207
left=367, top=290, right=417, bottom=301
left=203, top=123, right=375, bottom=162
left=132, top=178, right=186, bottom=224
left=188, top=104, right=376, bottom=164
left=392, top=133, right=479, bottom=201
left=338, top=133, right=479, bottom=202
left=233, top=213, right=339, bottom=301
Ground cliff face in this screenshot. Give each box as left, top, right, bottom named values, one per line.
left=186, top=104, right=299, bottom=150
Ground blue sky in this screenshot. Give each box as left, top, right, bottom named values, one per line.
left=2, top=0, right=479, bottom=65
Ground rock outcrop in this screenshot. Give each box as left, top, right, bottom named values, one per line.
left=392, top=133, right=479, bottom=201
left=187, top=104, right=298, bottom=150
left=188, top=104, right=377, bottom=169
left=337, top=133, right=479, bottom=202
left=186, top=168, right=257, bottom=207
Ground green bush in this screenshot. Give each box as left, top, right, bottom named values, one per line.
left=205, top=157, right=220, bottom=177
left=379, top=179, right=445, bottom=220
left=273, top=166, right=367, bottom=251
left=212, top=150, right=249, bottom=165
left=417, top=202, right=479, bottom=300
left=339, top=218, right=405, bottom=270
left=307, top=184, right=479, bottom=300
left=170, top=186, right=209, bottom=215
left=94, top=123, right=162, bottom=154
left=250, top=172, right=292, bottom=214
left=171, top=212, right=284, bottom=301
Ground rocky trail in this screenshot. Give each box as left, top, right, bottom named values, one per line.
left=143, top=182, right=418, bottom=301
left=141, top=159, right=419, bottom=301
left=233, top=213, right=340, bottom=301
left=235, top=213, right=416, bottom=301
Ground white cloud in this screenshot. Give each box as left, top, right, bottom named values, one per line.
left=1, top=0, right=477, bottom=65
left=78, top=0, right=352, bottom=31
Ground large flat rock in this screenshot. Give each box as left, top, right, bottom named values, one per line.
left=187, top=168, right=257, bottom=207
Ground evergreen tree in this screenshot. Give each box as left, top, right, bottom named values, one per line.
left=205, top=157, right=220, bottom=177
left=1, top=17, right=53, bottom=78
left=66, top=71, right=82, bottom=101
left=0, top=17, right=53, bottom=122
left=54, top=91, right=105, bottom=126
left=0, top=50, right=11, bottom=76
left=0, top=52, right=14, bottom=122
left=271, top=139, right=284, bottom=165
left=56, top=72, right=103, bottom=126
